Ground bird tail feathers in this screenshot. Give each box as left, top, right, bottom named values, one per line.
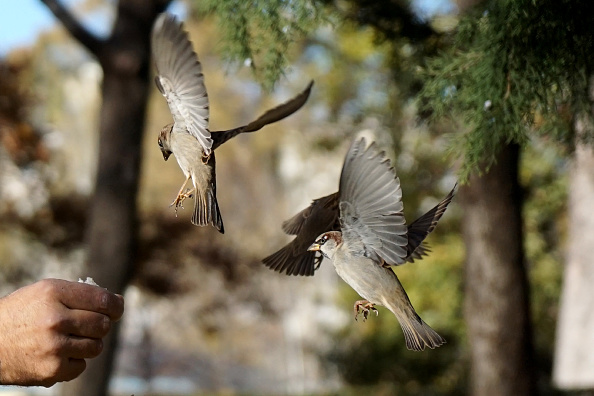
left=192, top=188, right=224, bottom=234
left=387, top=304, right=446, bottom=351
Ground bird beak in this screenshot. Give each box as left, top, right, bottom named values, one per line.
left=308, top=243, right=320, bottom=252
left=161, top=151, right=171, bottom=161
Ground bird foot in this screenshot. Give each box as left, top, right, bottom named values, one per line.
left=169, top=189, right=194, bottom=215
left=354, top=300, right=378, bottom=322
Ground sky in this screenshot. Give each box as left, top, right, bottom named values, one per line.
left=0, top=0, right=93, bottom=55
left=0, top=0, right=187, bottom=56
left=0, top=0, right=454, bottom=56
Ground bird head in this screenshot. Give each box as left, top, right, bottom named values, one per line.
left=158, top=124, right=174, bottom=161
left=308, top=231, right=342, bottom=259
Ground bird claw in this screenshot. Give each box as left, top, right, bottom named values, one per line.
left=169, top=189, right=194, bottom=215
left=354, top=300, right=378, bottom=322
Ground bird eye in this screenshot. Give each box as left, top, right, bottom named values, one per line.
left=158, top=139, right=163, bottom=148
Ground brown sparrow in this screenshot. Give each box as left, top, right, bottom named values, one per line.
left=263, top=175, right=456, bottom=276
left=151, top=13, right=313, bottom=233
left=305, top=138, right=450, bottom=351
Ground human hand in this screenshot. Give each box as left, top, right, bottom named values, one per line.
left=0, top=278, right=124, bottom=387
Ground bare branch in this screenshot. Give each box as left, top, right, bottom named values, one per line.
left=40, top=0, right=104, bottom=56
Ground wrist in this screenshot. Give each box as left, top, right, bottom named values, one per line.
left=0, top=292, right=22, bottom=386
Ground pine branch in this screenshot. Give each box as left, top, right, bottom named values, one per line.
left=40, top=0, right=104, bottom=56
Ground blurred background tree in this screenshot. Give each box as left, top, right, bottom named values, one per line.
left=419, top=0, right=593, bottom=394
left=39, top=0, right=171, bottom=395
left=0, top=0, right=589, bottom=395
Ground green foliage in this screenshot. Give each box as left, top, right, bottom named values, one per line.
left=193, top=0, right=329, bottom=88
left=419, top=0, right=594, bottom=180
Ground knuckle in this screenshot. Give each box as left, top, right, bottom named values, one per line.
left=89, top=339, right=104, bottom=357
left=96, top=315, right=111, bottom=337
left=37, top=279, right=60, bottom=300
left=79, top=338, right=103, bottom=359
left=97, top=291, right=124, bottom=320
left=44, top=335, right=66, bottom=355
left=102, top=315, right=112, bottom=333
left=43, top=311, right=68, bottom=332
left=97, top=290, right=110, bottom=310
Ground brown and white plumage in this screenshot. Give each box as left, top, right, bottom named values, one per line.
left=307, top=138, right=450, bottom=351
left=152, top=13, right=313, bottom=232
left=263, top=176, right=456, bottom=276
left=264, top=193, right=340, bottom=276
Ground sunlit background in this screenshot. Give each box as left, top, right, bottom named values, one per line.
left=0, top=0, right=590, bottom=395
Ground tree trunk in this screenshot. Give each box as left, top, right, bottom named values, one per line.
left=553, top=117, right=594, bottom=390
left=461, top=143, right=535, bottom=396
left=39, top=1, right=171, bottom=394
left=61, top=69, right=149, bottom=396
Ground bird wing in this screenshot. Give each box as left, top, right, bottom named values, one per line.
left=404, top=242, right=431, bottom=263
left=152, top=13, right=212, bottom=154
left=338, top=138, right=408, bottom=266
left=242, top=80, right=314, bottom=132
left=281, top=206, right=314, bottom=235
left=406, top=184, right=457, bottom=258
left=281, top=192, right=338, bottom=235
left=263, top=192, right=340, bottom=276
left=262, top=238, right=322, bottom=276
left=210, top=80, right=314, bottom=150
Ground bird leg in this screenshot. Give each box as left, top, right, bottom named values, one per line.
left=170, top=176, right=194, bottom=214
left=354, top=300, right=378, bottom=322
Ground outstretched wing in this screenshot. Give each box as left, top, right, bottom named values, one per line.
left=263, top=193, right=339, bottom=276
left=242, top=81, right=314, bottom=132
left=281, top=206, right=313, bottom=235
left=281, top=192, right=338, bottom=235
left=152, top=13, right=212, bottom=154
left=406, top=184, right=457, bottom=258
left=211, top=81, right=314, bottom=150
left=338, top=138, right=408, bottom=266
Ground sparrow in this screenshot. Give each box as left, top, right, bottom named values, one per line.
left=306, top=138, right=451, bottom=351
left=151, top=13, right=314, bottom=233
left=263, top=173, right=456, bottom=277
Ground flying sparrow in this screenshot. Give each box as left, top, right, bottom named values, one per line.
left=306, top=138, right=451, bottom=351
left=151, top=13, right=313, bottom=233
left=263, top=173, right=456, bottom=277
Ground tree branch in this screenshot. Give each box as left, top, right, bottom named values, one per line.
left=40, top=0, right=104, bottom=56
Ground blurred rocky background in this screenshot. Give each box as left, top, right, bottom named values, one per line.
left=1, top=0, right=591, bottom=395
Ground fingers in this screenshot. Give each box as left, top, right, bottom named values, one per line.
left=0, top=279, right=124, bottom=387
left=38, top=358, right=87, bottom=388
left=61, top=359, right=87, bottom=383
left=45, top=279, right=125, bottom=321
left=62, top=335, right=104, bottom=360
left=62, top=309, right=112, bottom=339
